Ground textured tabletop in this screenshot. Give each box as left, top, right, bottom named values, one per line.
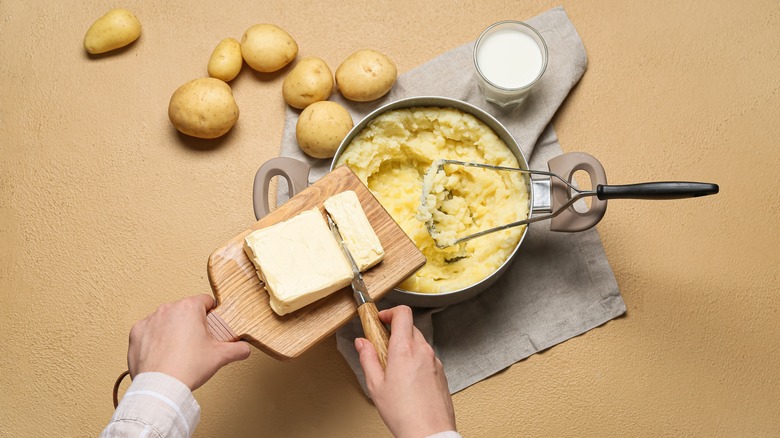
left=1, top=1, right=778, bottom=436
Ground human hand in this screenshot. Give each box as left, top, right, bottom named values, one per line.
left=356, top=305, right=456, bottom=438
left=127, top=294, right=250, bottom=391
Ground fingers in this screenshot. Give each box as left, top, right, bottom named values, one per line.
left=129, top=317, right=147, bottom=343
left=412, top=325, right=427, bottom=345
left=377, top=307, right=396, bottom=324
left=191, top=294, right=218, bottom=312
left=379, top=305, right=414, bottom=342
left=435, top=357, right=449, bottom=386
left=218, top=340, right=251, bottom=366
left=355, top=337, right=384, bottom=388
left=127, top=318, right=148, bottom=378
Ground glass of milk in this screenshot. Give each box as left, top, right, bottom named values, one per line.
left=473, top=21, right=548, bottom=107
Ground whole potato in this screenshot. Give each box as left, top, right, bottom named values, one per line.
left=296, top=101, right=353, bottom=158
left=240, top=24, right=297, bottom=73
left=168, top=78, right=239, bottom=139
left=208, top=38, right=243, bottom=82
left=335, top=49, right=397, bottom=102
left=282, top=57, right=333, bottom=109
left=84, top=8, right=142, bottom=54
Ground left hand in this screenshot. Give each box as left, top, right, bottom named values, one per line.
left=127, top=294, right=250, bottom=391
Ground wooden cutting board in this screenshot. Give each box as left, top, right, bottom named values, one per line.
left=205, top=165, right=426, bottom=360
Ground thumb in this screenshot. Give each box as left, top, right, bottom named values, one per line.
left=217, top=340, right=251, bottom=366
left=355, top=338, right=384, bottom=388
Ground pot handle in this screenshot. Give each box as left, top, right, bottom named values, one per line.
left=252, top=157, right=311, bottom=220
left=547, top=152, right=608, bottom=232
left=596, top=182, right=718, bottom=200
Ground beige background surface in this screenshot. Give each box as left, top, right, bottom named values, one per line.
left=1, top=1, right=778, bottom=437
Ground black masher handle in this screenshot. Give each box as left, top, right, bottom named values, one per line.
left=596, top=182, right=719, bottom=200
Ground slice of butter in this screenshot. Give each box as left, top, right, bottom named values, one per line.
left=244, top=208, right=353, bottom=316
left=323, top=190, right=385, bottom=271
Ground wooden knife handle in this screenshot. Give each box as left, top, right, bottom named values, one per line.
left=357, top=301, right=390, bottom=369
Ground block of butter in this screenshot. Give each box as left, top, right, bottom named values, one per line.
left=323, top=190, right=385, bottom=271
left=244, top=208, right=353, bottom=316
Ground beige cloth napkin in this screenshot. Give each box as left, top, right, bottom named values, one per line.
left=277, top=7, right=625, bottom=394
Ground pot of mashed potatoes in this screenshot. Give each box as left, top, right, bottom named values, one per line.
left=332, top=97, right=531, bottom=307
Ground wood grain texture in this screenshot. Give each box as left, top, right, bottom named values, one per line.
left=206, top=311, right=239, bottom=342
left=207, top=166, right=426, bottom=360
left=357, top=302, right=390, bottom=369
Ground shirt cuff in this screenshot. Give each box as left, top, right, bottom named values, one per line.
left=426, top=432, right=462, bottom=438
left=107, top=372, right=200, bottom=437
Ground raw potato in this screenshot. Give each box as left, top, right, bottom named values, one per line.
left=282, top=57, right=333, bottom=109
left=168, top=78, right=239, bottom=139
left=296, top=101, right=353, bottom=159
left=208, top=38, right=242, bottom=82
left=336, top=49, right=397, bottom=102
left=83, top=8, right=142, bottom=54
left=240, top=24, right=298, bottom=73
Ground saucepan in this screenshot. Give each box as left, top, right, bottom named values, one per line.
left=253, top=96, right=718, bottom=308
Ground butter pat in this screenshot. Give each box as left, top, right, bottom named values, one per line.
left=324, top=190, right=385, bottom=271
left=244, top=208, right=353, bottom=316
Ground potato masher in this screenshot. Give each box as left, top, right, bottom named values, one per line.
left=421, top=154, right=719, bottom=248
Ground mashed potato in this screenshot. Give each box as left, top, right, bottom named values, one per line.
left=335, top=107, right=529, bottom=293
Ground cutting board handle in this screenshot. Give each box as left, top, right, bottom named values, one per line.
left=253, top=157, right=311, bottom=220
left=206, top=309, right=239, bottom=342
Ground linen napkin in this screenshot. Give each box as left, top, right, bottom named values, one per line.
left=277, top=7, right=626, bottom=394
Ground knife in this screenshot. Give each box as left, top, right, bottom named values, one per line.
left=327, top=214, right=390, bottom=369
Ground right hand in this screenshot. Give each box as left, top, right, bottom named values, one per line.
left=355, top=305, right=456, bottom=438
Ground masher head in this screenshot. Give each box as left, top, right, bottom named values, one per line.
left=417, top=159, right=532, bottom=249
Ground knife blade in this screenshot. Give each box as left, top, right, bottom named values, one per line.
left=327, top=214, right=390, bottom=369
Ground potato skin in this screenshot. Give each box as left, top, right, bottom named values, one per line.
left=296, top=101, right=353, bottom=158
left=168, top=78, right=239, bottom=139
left=208, top=38, right=242, bottom=82
left=335, top=49, right=397, bottom=102
left=282, top=57, right=333, bottom=109
left=240, top=24, right=298, bottom=73
left=84, top=8, right=142, bottom=54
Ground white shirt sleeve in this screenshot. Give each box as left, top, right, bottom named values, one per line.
left=426, top=432, right=462, bottom=438
left=101, top=372, right=201, bottom=438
